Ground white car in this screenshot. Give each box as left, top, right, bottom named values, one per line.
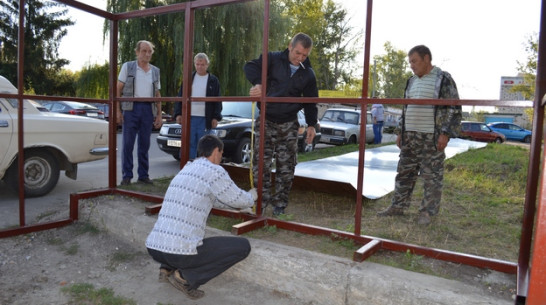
left=0, top=76, right=109, bottom=197
left=319, top=108, right=374, bottom=145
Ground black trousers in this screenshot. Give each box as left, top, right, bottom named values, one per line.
left=147, top=236, right=251, bottom=289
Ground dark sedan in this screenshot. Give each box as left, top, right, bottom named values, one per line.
left=41, top=101, right=105, bottom=120
left=156, top=102, right=321, bottom=163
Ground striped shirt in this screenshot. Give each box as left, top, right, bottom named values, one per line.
left=145, top=158, right=254, bottom=255
left=405, top=67, right=439, bottom=133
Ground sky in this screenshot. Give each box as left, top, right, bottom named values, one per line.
left=58, top=0, right=541, bottom=103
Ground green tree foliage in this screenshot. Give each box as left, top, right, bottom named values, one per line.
left=75, top=62, right=110, bottom=99
left=371, top=42, right=412, bottom=99
left=512, top=33, right=538, bottom=121
left=0, top=0, right=74, bottom=95
left=513, top=34, right=537, bottom=100
left=105, top=0, right=287, bottom=104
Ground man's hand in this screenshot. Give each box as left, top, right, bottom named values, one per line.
left=249, top=85, right=262, bottom=97
left=211, top=118, right=218, bottom=129
left=249, top=188, right=258, bottom=202
left=153, top=115, right=163, bottom=130
left=396, top=134, right=402, bottom=148
left=437, top=134, right=449, bottom=152
left=306, top=126, right=316, bottom=145
left=116, top=110, right=123, bottom=125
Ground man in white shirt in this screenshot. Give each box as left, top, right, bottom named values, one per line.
left=146, top=134, right=257, bottom=299
left=117, top=40, right=163, bottom=186
left=173, top=53, right=222, bottom=160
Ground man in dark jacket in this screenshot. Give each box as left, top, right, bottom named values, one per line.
left=174, top=53, right=222, bottom=159
left=244, top=32, right=318, bottom=216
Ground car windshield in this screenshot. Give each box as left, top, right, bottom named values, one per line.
left=221, top=102, right=253, bottom=118
left=321, top=110, right=359, bottom=124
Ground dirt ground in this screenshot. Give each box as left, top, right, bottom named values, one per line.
left=0, top=193, right=518, bottom=305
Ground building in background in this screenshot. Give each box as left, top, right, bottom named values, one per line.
left=484, top=75, right=531, bottom=128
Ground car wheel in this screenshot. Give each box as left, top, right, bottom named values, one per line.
left=233, top=137, right=252, bottom=164
left=348, top=135, right=357, bottom=144
left=5, top=150, right=60, bottom=197
left=495, top=137, right=503, bottom=144
left=523, top=135, right=531, bottom=143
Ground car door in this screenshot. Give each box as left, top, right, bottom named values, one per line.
left=494, top=123, right=512, bottom=139
left=0, top=99, right=15, bottom=176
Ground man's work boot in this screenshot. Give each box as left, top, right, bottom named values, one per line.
left=377, top=206, right=405, bottom=216
left=417, top=211, right=432, bottom=225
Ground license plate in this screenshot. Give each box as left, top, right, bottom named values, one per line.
left=87, top=112, right=98, bottom=117
left=167, top=140, right=181, bottom=147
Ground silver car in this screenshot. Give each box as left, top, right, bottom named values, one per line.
left=319, top=108, right=374, bottom=145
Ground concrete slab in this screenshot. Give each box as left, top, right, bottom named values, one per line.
left=80, top=197, right=511, bottom=305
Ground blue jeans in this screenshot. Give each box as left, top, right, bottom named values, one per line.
left=147, top=236, right=251, bottom=289
left=122, top=102, right=153, bottom=180
left=189, top=116, right=207, bottom=159
left=373, top=121, right=383, bottom=144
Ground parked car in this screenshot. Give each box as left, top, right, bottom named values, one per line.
left=459, top=121, right=505, bottom=143
left=91, top=103, right=110, bottom=121
left=0, top=76, right=109, bottom=197
left=41, top=101, right=105, bottom=120
left=487, top=122, right=532, bottom=143
left=319, top=108, right=374, bottom=145
left=156, top=102, right=321, bottom=163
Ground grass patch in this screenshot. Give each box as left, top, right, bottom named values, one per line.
left=62, top=243, right=79, bottom=255
left=61, top=283, right=136, bottom=305
left=117, top=142, right=528, bottom=276
left=107, top=251, right=136, bottom=272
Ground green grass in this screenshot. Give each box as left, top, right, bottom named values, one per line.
left=61, top=283, right=137, bottom=305
left=120, top=142, right=529, bottom=273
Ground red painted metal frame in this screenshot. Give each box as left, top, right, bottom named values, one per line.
left=2, top=1, right=545, bottom=304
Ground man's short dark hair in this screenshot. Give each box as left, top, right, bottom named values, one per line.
left=408, top=45, right=432, bottom=61
left=291, top=32, right=313, bottom=49
left=197, top=134, right=224, bottom=158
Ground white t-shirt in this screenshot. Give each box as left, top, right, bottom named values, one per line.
left=118, top=62, right=160, bottom=97
left=191, top=73, right=208, bottom=116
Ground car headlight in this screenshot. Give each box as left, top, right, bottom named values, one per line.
left=159, top=125, right=170, bottom=135
left=210, top=129, right=227, bottom=138
left=333, top=130, right=345, bottom=137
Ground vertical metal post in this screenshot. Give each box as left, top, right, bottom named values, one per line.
left=255, top=0, right=270, bottom=217
left=354, top=0, right=373, bottom=236
left=17, top=0, right=26, bottom=226
left=109, top=19, right=119, bottom=189
left=524, top=1, right=546, bottom=303
left=180, top=2, right=194, bottom=167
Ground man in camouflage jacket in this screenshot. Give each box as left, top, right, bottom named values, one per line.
left=378, top=45, right=462, bottom=225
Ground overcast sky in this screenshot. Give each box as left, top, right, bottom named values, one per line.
left=59, top=0, right=541, bottom=102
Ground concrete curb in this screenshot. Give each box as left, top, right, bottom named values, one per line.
left=80, top=198, right=511, bottom=305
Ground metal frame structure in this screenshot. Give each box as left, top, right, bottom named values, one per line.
left=1, top=0, right=545, bottom=304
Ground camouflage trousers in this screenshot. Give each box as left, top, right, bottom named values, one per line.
left=391, top=131, right=446, bottom=216
left=253, top=117, right=299, bottom=209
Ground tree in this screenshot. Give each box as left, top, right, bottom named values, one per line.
left=0, top=0, right=74, bottom=94
left=371, top=42, right=412, bottom=99
left=512, top=33, right=538, bottom=121
left=106, top=0, right=287, bottom=102
left=277, top=0, right=361, bottom=90
left=75, top=62, right=110, bottom=99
